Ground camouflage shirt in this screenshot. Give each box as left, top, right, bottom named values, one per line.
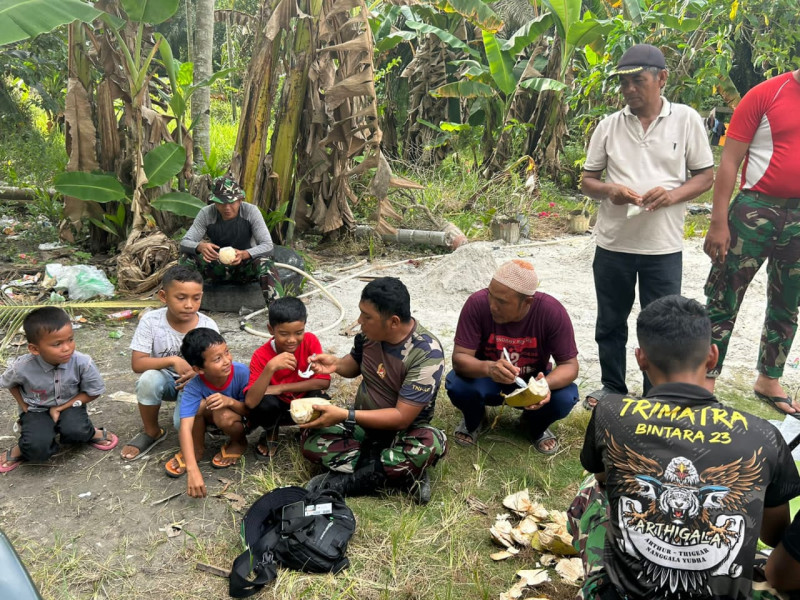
left=350, top=320, right=444, bottom=426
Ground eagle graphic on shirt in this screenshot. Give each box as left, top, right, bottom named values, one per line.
left=607, top=435, right=762, bottom=595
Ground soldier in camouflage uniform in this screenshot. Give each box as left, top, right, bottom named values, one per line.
left=704, top=69, right=800, bottom=413
left=179, top=176, right=280, bottom=304
left=300, top=277, right=447, bottom=504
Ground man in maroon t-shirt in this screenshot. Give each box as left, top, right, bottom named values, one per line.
left=446, top=260, right=579, bottom=453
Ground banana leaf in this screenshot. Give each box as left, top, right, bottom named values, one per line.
left=53, top=172, right=127, bottom=204
left=143, top=143, right=186, bottom=189
left=119, top=0, right=180, bottom=25
left=151, top=192, right=206, bottom=218
left=0, top=0, right=107, bottom=47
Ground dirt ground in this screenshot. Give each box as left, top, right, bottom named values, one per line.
left=0, top=233, right=791, bottom=598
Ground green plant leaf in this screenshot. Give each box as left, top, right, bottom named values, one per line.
left=483, top=30, right=516, bottom=96
left=434, top=0, right=503, bottom=32
left=143, top=143, right=186, bottom=189
left=404, top=20, right=480, bottom=58
left=499, top=13, right=554, bottom=55
left=518, top=77, right=568, bottom=92
left=621, top=0, right=644, bottom=25
left=120, top=0, right=180, bottom=24
left=54, top=172, right=126, bottom=203
left=186, top=68, right=236, bottom=100
left=0, top=0, right=106, bottom=46
left=431, top=80, right=495, bottom=98
left=375, top=30, right=417, bottom=52
left=151, top=192, right=206, bottom=218
left=566, top=19, right=612, bottom=49
left=88, top=217, right=120, bottom=237
left=541, top=0, right=581, bottom=40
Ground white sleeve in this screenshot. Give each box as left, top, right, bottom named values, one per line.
left=583, top=117, right=610, bottom=172
left=130, top=313, right=155, bottom=354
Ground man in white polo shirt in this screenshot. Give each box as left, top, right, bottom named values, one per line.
left=581, top=44, right=714, bottom=407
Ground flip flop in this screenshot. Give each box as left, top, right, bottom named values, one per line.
left=453, top=417, right=487, bottom=447
left=0, top=448, right=23, bottom=473
left=165, top=451, right=187, bottom=478
left=89, top=428, right=119, bottom=451
left=120, top=428, right=167, bottom=461
left=254, top=430, right=278, bottom=462
left=754, top=391, right=800, bottom=420
left=212, top=444, right=243, bottom=469
left=532, top=428, right=559, bottom=455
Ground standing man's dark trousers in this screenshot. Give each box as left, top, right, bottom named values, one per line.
left=19, top=406, right=95, bottom=461
left=593, top=247, right=682, bottom=395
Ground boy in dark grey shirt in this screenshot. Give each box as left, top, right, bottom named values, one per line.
left=0, top=307, right=117, bottom=472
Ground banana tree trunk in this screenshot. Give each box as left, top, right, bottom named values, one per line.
left=231, top=0, right=284, bottom=208
left=525, top=39, right=565, bottom=178
left=264, top=0, right=323, bottom=242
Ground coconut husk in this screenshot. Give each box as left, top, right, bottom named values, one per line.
left=555, top=557, right=584, bottom=585
left=116, top=231, right=177, bottom=295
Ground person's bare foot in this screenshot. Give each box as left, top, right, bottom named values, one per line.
left=754, top=375, right=800, bottom=415
left=537, top=437, right=557, bottom=452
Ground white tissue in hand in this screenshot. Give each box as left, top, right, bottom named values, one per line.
left=219, top=246, right=237, bottom=265
left=626, top=204, right=644, bottom=218
left=289, top=398, right=331, bottom=424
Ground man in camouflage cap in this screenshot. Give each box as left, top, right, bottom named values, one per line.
left=179, top=175, right=279, bottom=303
left=299, top=277, right=447, bottom=504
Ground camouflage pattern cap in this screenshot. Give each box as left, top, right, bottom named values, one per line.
left=210, top=176, right=245, bottom=204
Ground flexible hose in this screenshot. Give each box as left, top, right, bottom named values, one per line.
left=240, top=262, right=346, bottom=338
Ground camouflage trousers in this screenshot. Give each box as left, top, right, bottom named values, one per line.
left=705, top=192, right=800, bottom=378
left=567, top=475, right=789, bottom=600
left=301, top=423, right=447, bottom=480
left=178, top=253, right=279, bottom=303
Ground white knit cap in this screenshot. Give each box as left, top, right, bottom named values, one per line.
left=492, top=260, right=539, bottom=296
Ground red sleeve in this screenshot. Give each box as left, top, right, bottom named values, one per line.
left=453, top=291, right=486, bottom=350
left=244, top=343, right=270, bottom=392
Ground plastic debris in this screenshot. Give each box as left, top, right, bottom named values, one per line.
left=108, top=330, right=123, bottom=339
left=38, top=242, right=66, bottom=250
left=44, top=263, right=114, bottom=300
left=78, top=492, right=91, bottom=499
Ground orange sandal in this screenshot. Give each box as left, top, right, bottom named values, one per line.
left=165, top=451, right=187, bottom=478
left=212, top=445, right=242, bottom=469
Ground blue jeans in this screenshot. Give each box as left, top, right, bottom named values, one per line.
left=593, top=247, right=682, bottom=395
left=135, top=369, right=181, bottom=430
left=445, top=370, right=579, bottom=441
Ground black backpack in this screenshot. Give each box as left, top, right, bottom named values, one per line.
left=229, top=486, right=356, bottom=598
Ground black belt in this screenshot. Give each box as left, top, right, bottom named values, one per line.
left=741, top=189, right=800, bottom=209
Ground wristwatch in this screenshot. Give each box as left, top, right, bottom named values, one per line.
left=72, top=400, right=82, bottom=408
left=344, top=407, right=357, bottom=433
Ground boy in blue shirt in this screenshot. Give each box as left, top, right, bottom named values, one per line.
left=164, top=328, right=249, bottom=498
left=0, top=307, right=118, bottom=472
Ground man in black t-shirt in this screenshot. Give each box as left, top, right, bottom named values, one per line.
left=572, top=295, right=800, bottom=600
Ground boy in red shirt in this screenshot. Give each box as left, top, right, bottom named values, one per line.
left=245, top=297, right=330, bottom=460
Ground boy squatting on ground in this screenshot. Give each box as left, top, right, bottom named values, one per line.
left=0, top=307, right=118, bottom=472
left=120, top=266, right=219, bottom=461
left=244, top=297, right=330, bottom=461
left=165, top=328, right=250, bottom=498
left=570, top=295, right=800, bottom=600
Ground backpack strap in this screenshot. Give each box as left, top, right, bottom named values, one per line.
left=229, top=525, right=281, bottom=598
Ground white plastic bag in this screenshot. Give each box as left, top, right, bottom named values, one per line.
left=45, top=264, right=115, bottom=300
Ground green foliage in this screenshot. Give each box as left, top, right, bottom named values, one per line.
left=0, top=0, right=108, bottom=47
left=53, top=172, right=127, bottom=203
left=119, top=0, right=180, bottom=25
left=259, top=201, right=295, bottom=231
left=142, top=142, right=185, bottom=188
left=29, top=187, right=63, bottom=225
left=151, top=191, right=206, bottom=218
left=89, top=202, right=127, bottom=239
left=198, top=146, right=228, bottom=178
